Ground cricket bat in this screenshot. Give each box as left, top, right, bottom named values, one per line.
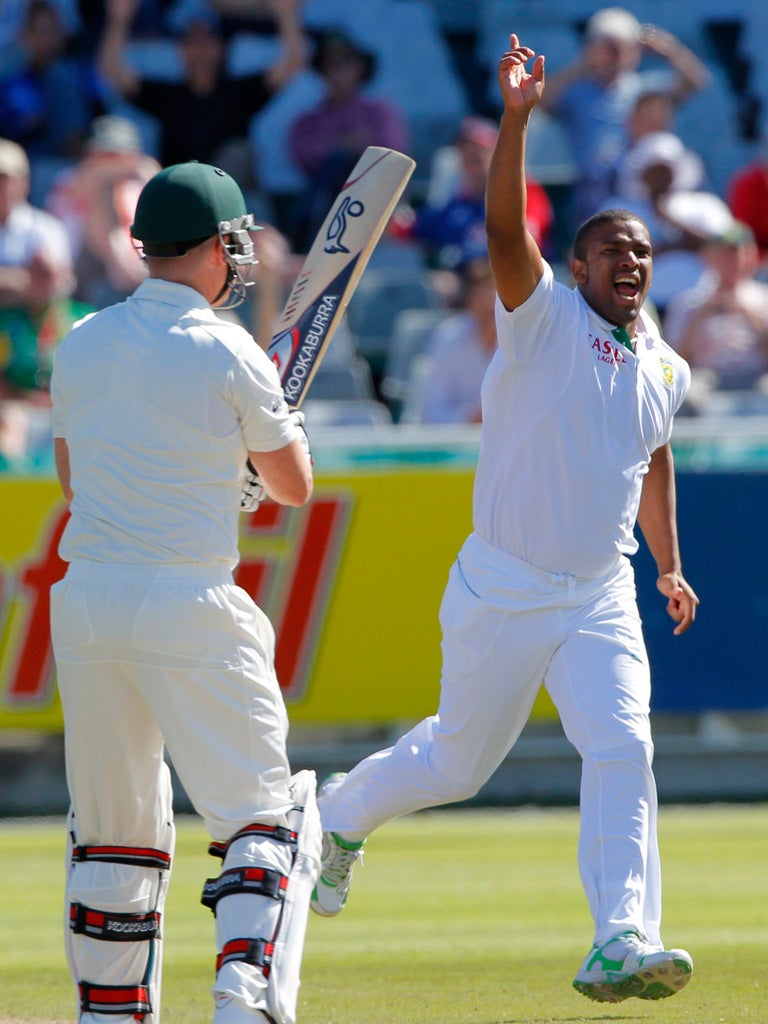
left=266, top=146, right=416, bottom=408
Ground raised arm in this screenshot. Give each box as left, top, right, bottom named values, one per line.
left=640, top=23, right=710, bottom=102
left=98, top=0, right=142, bottom=97
left=637, top=442, right=699, bottom=634
left=485, top=34, right=546, bottom=311
left=261, top=0, right=308, bottom=91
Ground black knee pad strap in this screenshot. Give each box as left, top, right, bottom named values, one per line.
left=201, top=866, right=288, bottom=913
left=70, top=902, right=161, bottom=941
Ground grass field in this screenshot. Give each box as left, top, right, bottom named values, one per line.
left=1, top=804, right=765, bottom=1024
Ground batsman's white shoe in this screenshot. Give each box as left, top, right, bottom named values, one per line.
left=573, top=930, right=693, bottom=1003
left=311, top=773, right=365, bottom=917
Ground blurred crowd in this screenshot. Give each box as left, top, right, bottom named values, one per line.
left=1, top=0, right=767, bottom=471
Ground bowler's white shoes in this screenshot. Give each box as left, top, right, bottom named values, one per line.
left=573, top=930, right=693, bottom=1003
left=310, top=773, right=365, bottom=917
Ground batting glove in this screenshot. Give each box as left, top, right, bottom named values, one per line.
left=290, top=408, right=312, bottom=463
left=240, top=458, right=266, bottom=513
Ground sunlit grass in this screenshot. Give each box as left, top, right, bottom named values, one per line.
left=1, top=804, right=765, bottom=1023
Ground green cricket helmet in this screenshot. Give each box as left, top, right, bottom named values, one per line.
left=131, top=161, right=261, bottom=306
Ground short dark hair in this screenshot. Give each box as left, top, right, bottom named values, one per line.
left=573, top=209, right=648, bottom=260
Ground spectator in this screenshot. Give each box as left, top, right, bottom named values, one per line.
left=727, top=127, right=768, bottom=268
left=389, top=115, right=553, bottom=270
left=0, top=137, right=87, bottom=469
left=605, top=130, right=730, bottom=315
left=46, top=113, right=160, bottom=306
left=625, top=88, right=676, bottom=147
left=0, top=238, right=92, bottom=469
left=613, top=127, right=704, bottom=201
left=663, top=220, right=768, bottom=396
left=287, top=28, right=409, bottom=252
left=539, top=6, right=709, bottom=229
left=97, top=0, right=306, bottom=169
left=0, top=0, right=98, bottom=164
left=420, top=117, right=497, bottom=210
left=0, top=138, right=74, bottom=317
left=416, top=256, right=497, bottom=424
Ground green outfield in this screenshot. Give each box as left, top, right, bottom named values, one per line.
left=1, top=804, right=765, bottom=1024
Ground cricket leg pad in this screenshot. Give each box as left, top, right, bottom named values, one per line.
left=207, top=771, right=321, bottom=1024
left=65, top=814, right=175, bottom=1024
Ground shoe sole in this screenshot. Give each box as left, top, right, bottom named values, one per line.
left=573, top=956, right=693, bottom=1003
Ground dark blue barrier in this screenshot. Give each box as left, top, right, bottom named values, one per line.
left=635, top=472, right=768, bottom=712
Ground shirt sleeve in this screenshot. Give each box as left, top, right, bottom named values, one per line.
left=230, top=342, right=297, bottom=453
left=494, top=260, right=563, bottom=361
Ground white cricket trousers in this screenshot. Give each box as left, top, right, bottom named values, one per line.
left=51, top=561, right=294, bottom=841
left=320, top=532, right=663, bottom=948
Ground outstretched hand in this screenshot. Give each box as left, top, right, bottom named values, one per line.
left=497, top=34, right=545, bottom=112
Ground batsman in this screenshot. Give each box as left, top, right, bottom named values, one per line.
left=49, top=162, right=319, bottom=1024
left=311, top=32, right=700, bottom=1007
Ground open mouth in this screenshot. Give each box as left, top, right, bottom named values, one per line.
left=614, top=276, right=640, bottom=304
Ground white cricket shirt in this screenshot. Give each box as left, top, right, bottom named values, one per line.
left=51, top=278, right=296, bottom=568
left=472, top=261, right=690, bottom=578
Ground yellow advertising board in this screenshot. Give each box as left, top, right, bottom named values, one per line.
left=0, top=443, right=558, bottom=731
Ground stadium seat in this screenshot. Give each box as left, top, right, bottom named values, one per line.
left=226, top=33, right=282, bottom=76
left=426, top=0, right=483, bottom=33
left=380, top=308, right=450, bottom=420
left=344, top=268, right=443, bottom=368
left=306, top=356, right=377, bottom=402
left=302, top=0, right=392, bottom=36
left=524, top=108, right=578, bottom=187
left=366, top=237, right=428, bottom=271
left=478, top=7, right=582, bottom=77
left=673, top=66, right=754, bottom=195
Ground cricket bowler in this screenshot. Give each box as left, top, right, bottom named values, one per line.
left=310, top=32, right=699, bottom=1009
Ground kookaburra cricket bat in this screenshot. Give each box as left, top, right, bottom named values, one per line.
left=266, top=146, right=416, bottom=407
